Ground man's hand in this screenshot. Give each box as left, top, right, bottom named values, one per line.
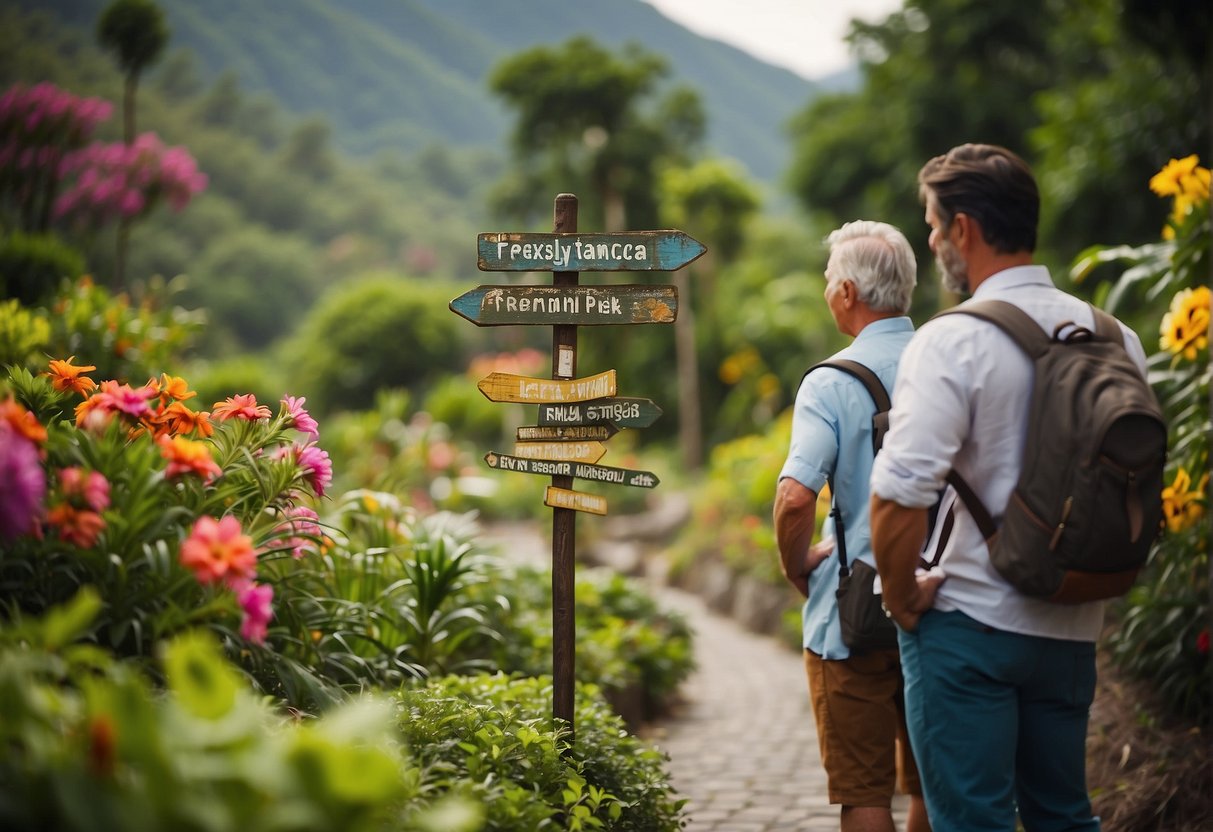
left=871, top=495, right=943, bottom=631
left=885, top=570, right=946, bottom=631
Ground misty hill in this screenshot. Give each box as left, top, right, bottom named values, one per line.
left=19, top=0, right=828, bottom=182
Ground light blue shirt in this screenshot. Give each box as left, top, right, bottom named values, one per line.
left=779, top=316, right=914, bottom=658
left=870, top=266, right=1147, bottom=641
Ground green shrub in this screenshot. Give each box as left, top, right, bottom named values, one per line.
left=282, top=273, right=470, bottom=416
left=0, top=594, right=480, bottom=832
left=0, top=231, right=85, bottom=306
left=396, top=673, right=687, bottom=832
left=476, top=565, right=695, bottom=721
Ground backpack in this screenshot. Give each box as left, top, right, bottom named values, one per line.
left=803, top=359, right=898, bottom=652
left=935, top=300, right=1167, bottom=603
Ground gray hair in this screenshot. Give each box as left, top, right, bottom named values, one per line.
left=824, top=220, right=917, bottom=314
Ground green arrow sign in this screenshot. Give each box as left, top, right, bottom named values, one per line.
left=484, top=452, right=660, bottom=488
left=537, top=397, right=663, bottom=429
left=478, top=231, right=706, bottom=272
left=450, top=284, right=677, bottom=326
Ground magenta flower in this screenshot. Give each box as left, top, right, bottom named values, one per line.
left=295, top=443, right=332, bottom=497
left=235, top=581, right=274, bottom=644
left=0, top=420, right=46, bottom=540
left=282, top=395, right=320, bottom=441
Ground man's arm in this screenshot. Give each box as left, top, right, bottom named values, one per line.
left=870, top=495, right=944, bottom=630
left=774, top=477, right=835, bottom=598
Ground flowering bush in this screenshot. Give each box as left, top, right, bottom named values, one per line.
left=53, top=131, right=207, bottom=229
left=0, top=82, right=112, bottom=233
left=1073, top=154, right=1210, bottom=723
left=0, top=358, right=331, bottom=685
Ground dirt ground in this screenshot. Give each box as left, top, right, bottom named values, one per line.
left=1087, top=650, right=1212, bottom=831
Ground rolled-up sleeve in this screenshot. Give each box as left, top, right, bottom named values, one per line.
left=870, top=322, right=971, bottom=508
left=779, top=376, right=840, bottom=495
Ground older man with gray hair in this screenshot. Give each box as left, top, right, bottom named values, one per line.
left=774, top=220, right=929, bottom=832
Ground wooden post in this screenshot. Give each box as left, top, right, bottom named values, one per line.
left=551, top=193, right=578, bottom=739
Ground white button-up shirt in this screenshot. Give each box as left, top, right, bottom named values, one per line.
left=870, top=265, right=1149, bottom=641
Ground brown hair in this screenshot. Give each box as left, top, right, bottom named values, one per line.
left=918, top=144, right=1039, bottom=253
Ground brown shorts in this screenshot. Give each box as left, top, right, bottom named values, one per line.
left=804, top=647, right=922, bottom=807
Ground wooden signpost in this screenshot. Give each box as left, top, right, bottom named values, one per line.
left=451, top=195, right=704, bottom=739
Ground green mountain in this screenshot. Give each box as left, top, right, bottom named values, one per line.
left=15, top=0, right=825, bottom=181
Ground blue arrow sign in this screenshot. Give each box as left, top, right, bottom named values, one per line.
left=478, top=230, right=706, bottom=272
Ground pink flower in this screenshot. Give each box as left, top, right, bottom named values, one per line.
left=281, top=396, right=319, bottom=441
left=275, top=504, right=321, bottom=559
left=179, top=516, right=257, bottom=586
left=58, top=467, right=110, bottom=512
left=235, top=581, right=274, bottom=644
left=295, top=443, right=332, bottom=497
left=0, top=420, right=46, bottom=540
left=212, top=394, right=271, bottom=422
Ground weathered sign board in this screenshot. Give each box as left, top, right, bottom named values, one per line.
left=477, top=370, right=616, bottom=404
left=450, top=284, right=677, bottom=326
left=483, top=452, right=660, bottom=488
left=537, top=397, right=662, bottom=429
left=516, top=424, right=618, bottom=442
left=513, top=440, right=607, bottom=464
left=544, top=486, right=607, bottom=516
left=478, top=230, right=705, bottom=272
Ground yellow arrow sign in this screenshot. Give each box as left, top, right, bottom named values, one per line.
left=513, top=440, right=607, bottom=464
left=477, top=370, right=616, bottom=404
left=545, top=486, right=608, bottom=516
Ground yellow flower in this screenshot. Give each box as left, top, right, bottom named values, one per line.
left=1159, top=286, right=1210, bottom=361
left=1149, top=155, right=1210, bottom=199
left=1162, top=468, right=1208, bottom=533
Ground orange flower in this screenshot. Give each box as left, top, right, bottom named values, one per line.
left=45, top=503, right=106, bottom=548
left=158, top=434, right=222, bottom=483
left=45, top=357, right=98, bottom=396
left=179, top=515, right=257, bottom=586
left=212, top=394, right=271, bottom=422
left=0, top=399, right=47, bottom=446
left=157, top=401, right=214, bottom=437
left=156, top=373, right=196, bottom=405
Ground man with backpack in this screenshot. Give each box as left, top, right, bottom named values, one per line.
left=774, top=220, right=930, bottom=832
left=869, top=144, right=1161, bottom=832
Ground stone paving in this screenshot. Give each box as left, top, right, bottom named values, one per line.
left=643, top=588, right=910, bottom=832
left=484, top=521, right=909, bottom=831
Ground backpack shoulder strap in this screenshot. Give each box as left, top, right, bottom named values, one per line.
left=804, top=358, right=890, bottom=454
left=802, top=358, right=891, bottom=578
left=1090, top=304, right=1126, bottom=346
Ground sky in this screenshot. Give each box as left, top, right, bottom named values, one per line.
left=640, top=0, right=903, bottom=80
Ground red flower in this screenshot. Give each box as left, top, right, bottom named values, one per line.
left=1197, top=629, right=1210, bottom=656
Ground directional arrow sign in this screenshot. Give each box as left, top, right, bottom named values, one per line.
left=517, top=424, right=618, bottom=442
left=477, top=370, right=616, bottom=404
left=484, top=452, right=660, bottom=488
left=450, top=284, right=677, bottom=326
left=513, top=440, right=607, bottom=464
left=538, top=397, right=662, bottom=429
left=478, top=231, right=706, bottom=272
left=545, top=486, right=608, bottom=516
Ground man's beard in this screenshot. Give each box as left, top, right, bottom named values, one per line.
left=935, top=239, right=969, bottom=295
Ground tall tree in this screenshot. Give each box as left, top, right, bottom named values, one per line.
left=96, top=0, right=168, bottom=289
left=489, top=37, right=704, bottom=232
left=661, top=160, right=760, bottom=468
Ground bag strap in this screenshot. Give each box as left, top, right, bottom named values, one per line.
left=805, top=359, right=891, bottom=455
left=803, top=358, right=891, bottom=579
